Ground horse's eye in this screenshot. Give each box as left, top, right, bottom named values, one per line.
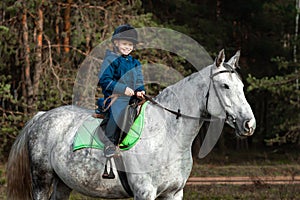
left=223, top=84, right=230, bottom=89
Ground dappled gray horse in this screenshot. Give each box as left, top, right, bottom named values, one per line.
left=7, top=50, right=255, bottom=200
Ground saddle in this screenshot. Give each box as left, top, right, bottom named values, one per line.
left=93, top=95, right=146, bottom=145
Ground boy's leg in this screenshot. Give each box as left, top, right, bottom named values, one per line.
left=102, top=115, right=119, bottom=157
left=105, top=116, right=119, bottom=145
left=103, top=97, right=129, bottom=157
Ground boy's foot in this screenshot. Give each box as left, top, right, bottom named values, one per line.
left=104, top=145, right=116, bottom=158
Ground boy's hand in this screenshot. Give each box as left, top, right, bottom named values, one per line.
left=136, top=91, right=145, bottom=99
left=125, top=87, right=134, bottom=96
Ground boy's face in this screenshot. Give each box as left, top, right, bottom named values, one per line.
left=114, top=40, right=134, bottom=55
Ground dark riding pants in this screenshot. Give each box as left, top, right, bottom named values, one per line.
left=102, top=96, right=130, bottom=145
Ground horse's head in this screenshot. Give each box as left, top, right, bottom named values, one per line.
left=206, top=49, right=256, bottom=137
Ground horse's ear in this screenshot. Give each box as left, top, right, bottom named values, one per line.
left=228, top=50, right=240, bottom=69
left=215, top=49, right=225, bottom=68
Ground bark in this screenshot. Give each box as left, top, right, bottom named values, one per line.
left=63, top=0, right=72, bottom=53
left=294, top=0, right=299, bottom=104
left=85, top=22, right=91, bottom=53
left=22, top=2, right=33, bottom=113
left=55, top=1, right=61, bottom=54
left=33, top=0, right=44, bottom=104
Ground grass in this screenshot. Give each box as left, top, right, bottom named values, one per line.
left=70, top=183, right=300, bottom=200
left=190, top=163, right=300, bottom=177
left=183, top=184, right=300, bottom=200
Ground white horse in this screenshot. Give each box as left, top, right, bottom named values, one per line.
left=7, top=49, right=255, bottom=200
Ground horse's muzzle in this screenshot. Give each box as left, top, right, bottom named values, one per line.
left=242, top=118, right=256, bottom=136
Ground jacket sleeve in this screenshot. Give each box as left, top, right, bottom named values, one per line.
left=134, top=60, right=145, bottom=92
left=99, top=57, right=127, bottom=95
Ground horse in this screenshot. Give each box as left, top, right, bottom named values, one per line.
left=6, top=49, right=256, bottom=200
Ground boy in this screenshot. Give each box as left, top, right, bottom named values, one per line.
left=98, top=24, right=145, bottom=157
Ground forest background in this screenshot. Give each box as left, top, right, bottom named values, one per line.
left=0, top=0, right=299, bottom=162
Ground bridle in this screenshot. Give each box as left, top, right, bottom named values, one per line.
left=205, top=63, right=238, bottom=112
left=144, top=63, right=241, bottom=123
left=205, top=63, right=241, bottom=127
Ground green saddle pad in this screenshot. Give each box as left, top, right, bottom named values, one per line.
left=73, top=101, right=149, bottom=151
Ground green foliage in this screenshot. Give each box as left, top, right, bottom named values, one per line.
left=0, top=76, right=13, bottom=102
left=247, top=73, right=299, bottom=97
left=0, top=75, right=26, bottom=160
left=145, top=0, right=300, bottom=146
left=0, top=0, right=167, bottom=159
left=247, top=58, right=300, bottom=141
left=1, top=0, right=300, bottom=161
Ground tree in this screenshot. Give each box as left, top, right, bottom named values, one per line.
left=0, top=0, right=159, bottom=160
left=144, top=0, right=300, bottom=148
left=21, top=1, right=33, bottom=113
left=63, top=0, right=72, bottom=54
left=33, top=0, right=44, bottom=106
left=246, top=0, right=300, bottom=145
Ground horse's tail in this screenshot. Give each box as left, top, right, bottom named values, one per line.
left=6, top=111, right=45, bottom=200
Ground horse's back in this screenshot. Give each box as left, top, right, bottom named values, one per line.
left=28, top=105, right=93, bottom=149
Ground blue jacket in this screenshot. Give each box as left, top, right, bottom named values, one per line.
left=99, top=50, right=145, bottom=100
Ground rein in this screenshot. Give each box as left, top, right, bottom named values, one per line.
left=144, top=64, right=239, bottom=121
left=143, top=94, right=202, bottom=120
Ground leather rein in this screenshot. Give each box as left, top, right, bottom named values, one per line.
left=144, top=64, right=238, bottom=121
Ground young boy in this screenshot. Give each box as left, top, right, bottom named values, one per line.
left=98, top=24, right=145, bottom=157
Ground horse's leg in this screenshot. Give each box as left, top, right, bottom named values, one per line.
left=30, top=161, right=56, bottom=200
left=49, top=175, right=72, bottom=200
left=133, top=185, right=156, bottom=200
left=31, top=171, right=53, bottom=200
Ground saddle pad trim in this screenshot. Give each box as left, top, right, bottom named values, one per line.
left=73, top=116, right=105, bottom=151
left=119, top=101, right=148, bottom=150
left=73, top=101, right=148, bottom=151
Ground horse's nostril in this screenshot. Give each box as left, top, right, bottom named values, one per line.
left=243, top=120, right=249, bottom=130
left=243, top=119, right=255, bottom=136
left=243, top=120, right=252, bottom=134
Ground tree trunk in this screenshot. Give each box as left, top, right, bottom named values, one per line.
left=84, top=15, right=91, bottom=54
left=22, top=2, right=33, bottom=113
left=63, top=0, right=72, bottom=54
left=216, top=0, right=221, bottom=20
left=33, top=0, right=44, bottom=106
left=294, top=0, right=299, bottom=104
left=55, top=1, right=61, bottom=55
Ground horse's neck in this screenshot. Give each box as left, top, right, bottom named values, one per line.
left=154, top=66, right=211, bottom=144
left=155, top=66, right=210, bottom=118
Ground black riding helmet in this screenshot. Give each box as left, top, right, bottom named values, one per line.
left=111, top=24, right=138, bottom=45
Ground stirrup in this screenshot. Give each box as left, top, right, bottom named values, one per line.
left=102, top=158, right=115, bottom=179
